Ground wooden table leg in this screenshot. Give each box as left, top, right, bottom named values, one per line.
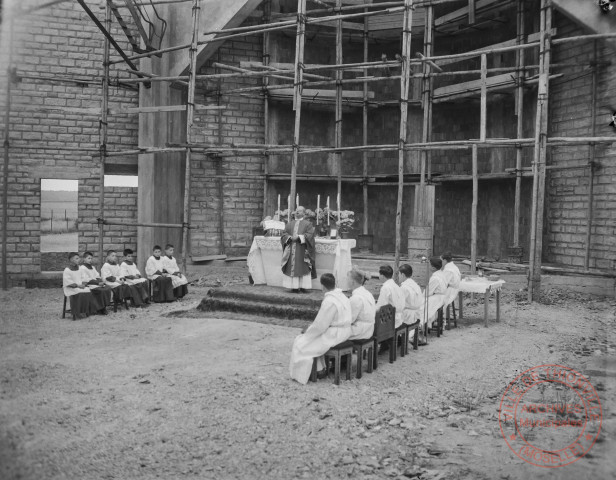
left=458, top=291, right=464, bottom=320
left=496, top=289, right=500, bottom=322
left=484, top=291, right=489, bottom=328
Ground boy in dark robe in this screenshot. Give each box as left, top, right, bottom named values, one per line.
left=79, top=251, right=113, bottom=314
left=62, top=252, right=99, bottom=319
left=145, top=245, right=175, bottom=302
left=120, top=248, right=150, bottom=307
left=101, top=250, right=132, bottom=307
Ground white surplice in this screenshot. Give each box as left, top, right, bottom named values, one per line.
left=375, top=278, right=406, bottom=328
left=145, top=256, right=165, bottom=280
left=161, top=256, right=189, bottom=288
left=63, top=267, right=90, bottom=297
left=442, top=261, right=461, bottom=307
left=119, top=262, right=148, bottom=285
left=289, top=288, right=352, bottom=384
left=348, top=285, right=376, bottom=340
left=418, top=270, right=448, bottom=325
left=101, top=262, right=123, bottom=288
left=400, top=277, right=423, bottom=325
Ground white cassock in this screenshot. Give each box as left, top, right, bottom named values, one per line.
left=145, top=256, right=166, bottom=280
left=418, top=270, right=448, bottom=326
left=101, top=262, right=123, bottom=287
left=119, top=262, right=148, bottom=285
left=289, top=288, right=352, bottom=384
left=442, top=262, right=461, bottom=307
left=161, top=256, right=189, bottom=288
left=63, top=267, right=90, bottom=297
left=348, top=285, right=376, bottom=340
left=400, top=278, right=423, bottom=325
left=375, top=278, right=406, bottom=328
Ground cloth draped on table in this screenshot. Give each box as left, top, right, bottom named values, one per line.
left=348, top=285, right=376, bottom=340
left=418, top=270, right=448, bottom=326
left=289, top=288, right=352, bottom=384
left=161, top=255, right=189, bottom=298
left=281, top=218, right=316, bottom=290
left=120, top=261, right=149, bottom=306
left=145, top=256, right=176, bottom=302
left=375, top=278, right=406, bottom=328
left=442, top=261, right=462, bottom=307
left=63, top=267, right=99, bottom=318
left=100, top=262, right=132, bottom=303
left=400, top=277, right=423, bottom=325
left=79, top=264, right=112, bottom=310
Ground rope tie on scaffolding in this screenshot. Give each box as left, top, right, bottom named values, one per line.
left=296, top=13, right=307, bottom=27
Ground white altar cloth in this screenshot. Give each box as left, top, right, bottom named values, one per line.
left=247, top=236, right=356, bottom=290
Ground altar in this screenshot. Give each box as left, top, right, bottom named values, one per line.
left=247, top=236, right=356, bottom=291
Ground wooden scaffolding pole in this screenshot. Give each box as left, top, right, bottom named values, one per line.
left=528, top=0, right=552, bottom=302
left=181, top=0, right=201, bottom=272
left=2, top=18, right=14, bottom=290
left=335, top=0, right=343, bottom=213
left=421, top=5, right=434, bottom=187
left=471, top=144, right=478, bottom=276
left=98, top=3, right=111, bottom=266
left=585, top=40, right=597, bottom=270
left=362, top=7, right=369, bottom=235
left=289, top=0, right=307, bottom=214
left=513, top=0, right=525, bottom=249
left=395, top=0, right=413, bottom=275
left=262, top=0, right=272, bottom=218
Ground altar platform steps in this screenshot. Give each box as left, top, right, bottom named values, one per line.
left=198, top=285, right=322, bottom=320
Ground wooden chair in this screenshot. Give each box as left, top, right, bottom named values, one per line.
left=428, top=307, right=444, bottom=337
left=373, top=304, right=396, bottom=370
left=309, top=340, right=354, bottom=385
left=351, top=336, right=374, bottom=379
left=394, top=323, right=408, bottom=360
left=62, top=295, right=76, bottom=320
left=445, top=299, right=458, bottom=330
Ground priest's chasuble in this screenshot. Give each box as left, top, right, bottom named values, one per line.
left=375, top=278, right=406, bottom=328
left=348, top=285, right=376, bottom=340
left=400, top=278, right=423, bottom=325
left=161, top=256, right=189, bottom=288
left=281, top=218, right=315, bottom=290
left=289, top=288, right=352, bottom=384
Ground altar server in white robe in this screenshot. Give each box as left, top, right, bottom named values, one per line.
left=290, top=273, right=352, bottom=384
left=375, top=265, right=406, bottom=328
left=120, top=248, right=150, bottom=307
left=399, top=264, right=423, bottom=324
left=63, top=252, right=99, bottom=319
left=79, top=251, right=112, bottom=312
left=347, top=269, right=376, bottom=340
left=146, top=245, right=176, bottom=302
left=418, top=256, right=448, bottom=326
left=162, top=244, right=189, bottom=299
left=101, top=250, right=132, bottom=304
left=441, top=251, right=462, bottom=307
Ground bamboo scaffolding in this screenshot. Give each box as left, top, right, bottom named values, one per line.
left=585, top=40, right=597, bottom=270
left=181, top=0, right=201, bottom=271
left=395, top=0, right=413, bottom=275
left=289, top=0, right=307, bottom=215
left=528, top=0, right=551, bottom=302
left=335, top=0, right=343, bottom=216
left=362, top=7, right=369, bottom=235
left=2, top=19, right=14, bottom=290
left=513, top=0, right=524, bottom=250
left=98, top=3, right=111, bottom=266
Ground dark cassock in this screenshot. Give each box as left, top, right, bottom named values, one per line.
left=281, top=207, right=316, bottom=291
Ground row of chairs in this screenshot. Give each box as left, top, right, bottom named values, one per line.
left=311, top=298, right=459, bottom=385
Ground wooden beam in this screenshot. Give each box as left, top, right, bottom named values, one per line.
left=362, top=7, right=369, bottom=235
left=435, top=0, right=505, bottom=27
left=585, top=40, right=597, bottom=269
left=468, top=0, right=476, bottom=24
left=98, top=3, right=111, bottom=270
left=471, top=144, right=478, bottom=276
left=479, top=53, right=487, bottom=141
left=335, top=0, right=343, bottom=218
left=513, top=0, right=524, bottom=249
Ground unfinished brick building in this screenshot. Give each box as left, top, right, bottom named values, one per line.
left=0, top=0, right=614, bottom=297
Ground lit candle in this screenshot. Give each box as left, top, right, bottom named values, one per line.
left=296, top=194, right=299, bottom=208
left=337, top=193, right=341, bottom=222
left=277, top=194, right=281, bottom=217
left=316, top=194, right=320, bottom=225
left=327, top=196, right=330, bottom=225
left=287, top=195, right=290, bottom=214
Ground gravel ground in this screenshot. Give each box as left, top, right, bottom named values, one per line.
left=1, top=265, right=615, bottom=480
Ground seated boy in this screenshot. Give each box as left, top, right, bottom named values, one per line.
left=161, top=244, right=189, bottom=299
left=101, top=250, right=132, bottom=306
left=418, top=256, right=448, bottom=328
left=120, top=248, right=150, bottom=307
left=79, top=251, right=113, bottom=314
left=145, top=245, right=175, bottom=303
left=375, top=265, right=405, bottom=328
left=63, top=252, right=99, bottom=319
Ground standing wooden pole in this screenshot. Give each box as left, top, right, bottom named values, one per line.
left=362, top=8, right=369, bottom=235
left=422, top=5, right=434, bottom=184
left=181, top=0, right=201, bottom=272
left=395, top=0, right=413, bottom=275
left=471, top=144, right=478, bottom=275
left=513, top=0, right=525, bottom=249
left=289, top=0, right=307, bottom=215
left=98, top=3, right=111, bottom=266
left=262, top=0, right=272, bottom=217
left=528, top=0, right=551, bottom=301
left=479, top=53, right=487, bottom=141
left=584, top=40, right=597, bottom=270
left=335, top=0, right=343, bottom=216
left=2, top=18, right=14, bottom=290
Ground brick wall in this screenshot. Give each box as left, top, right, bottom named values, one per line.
left=0, top=1, right=139, bottom=286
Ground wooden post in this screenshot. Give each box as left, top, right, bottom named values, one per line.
left=528, top=0, right=551, bottom=302
left=98, top=3, right=111, bottom=266
left=262, top=0, right=272, bottom=217
left=2, top=18, right=14, bottom=290
left=335, top=0, right=343, bottom=216
left=585, top=40, right=597, bottom=270
left=181, top=0, right=201, bottom=272
left=395, top=0, right=413, bottom=275
left=480, top=53, right=487, bottom=141
left=418, top=5, right=433, bottom=217
left=513, top=0, right=525, bottom=249
left=362, top=8, right=369, bottom=235
left=471, top=144, right=478, bottom=275
left=289, top=0, right=307, bottom=214
left=216, top=52, right=225, bottom=255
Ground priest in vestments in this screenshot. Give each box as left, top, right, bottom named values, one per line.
left=281, top=206, right=316, bottom=293
left=289, top=273, right=352, bottom=384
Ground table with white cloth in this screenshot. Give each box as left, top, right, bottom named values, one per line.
left=247, top=236, right=356, bottom=291
left=457, top=276, right=506, bottom=327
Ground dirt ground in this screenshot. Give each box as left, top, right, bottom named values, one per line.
left=1, top=264, right=615, bottom=480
